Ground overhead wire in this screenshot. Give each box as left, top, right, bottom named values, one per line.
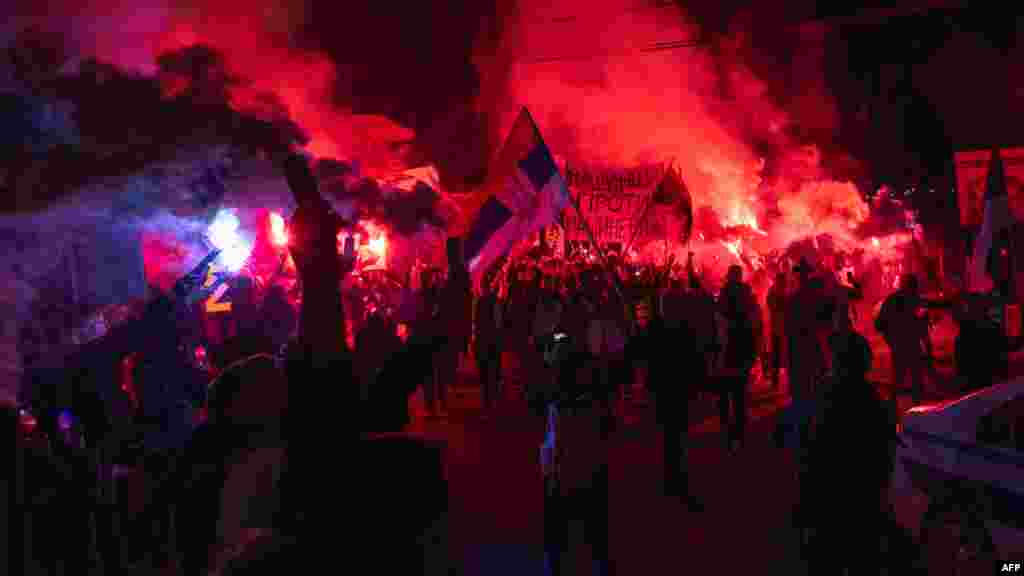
left=524, top=40, right=702, bottom=64
left=517, top=3, right=702, bottom=64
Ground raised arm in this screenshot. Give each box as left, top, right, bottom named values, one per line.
left=282, top=152, right=351, bottom=356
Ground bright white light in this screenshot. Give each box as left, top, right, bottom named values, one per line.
left=207, top=210, right=251, bottom=272
left=221, top=240, right=253, bottom=272
left=208, top=210, right=241, bottom=251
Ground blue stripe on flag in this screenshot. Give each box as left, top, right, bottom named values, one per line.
left=464, top=196, right=514, bottom=264
left=518, top=142, right=557, bottom=192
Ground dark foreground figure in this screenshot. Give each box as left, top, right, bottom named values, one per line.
left=801, top=325, right=925, bottom=574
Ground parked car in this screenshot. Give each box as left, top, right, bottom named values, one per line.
left=891, top=377, right=1024, bottom=569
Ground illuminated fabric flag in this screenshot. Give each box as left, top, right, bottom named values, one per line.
left=651, top=165, right=693, bottom=243
left=970, top=148, right=1012, bottom=293
left=464, top=107, right=570, bottom=285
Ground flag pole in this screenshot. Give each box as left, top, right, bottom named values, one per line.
left=545, top=115, right=629, bottom=319
left=624, top=159, right=673, bottom=256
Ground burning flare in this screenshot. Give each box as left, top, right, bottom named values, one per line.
left=207, top=209, right=252, bottom=272
left=337, top=220, right=389, bottom=270
left=268, top=211, right=289, bottom=247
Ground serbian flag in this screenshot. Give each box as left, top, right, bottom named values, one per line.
left=969, top=148, right=1012, bottom=293
left=464, top=108, right=570, bottom=282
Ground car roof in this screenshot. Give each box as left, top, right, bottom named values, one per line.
left=902, top=376, right=1024, bottom=441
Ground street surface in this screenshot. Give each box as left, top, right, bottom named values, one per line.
left=404, top=346, right=1024, bottom=575
left=408, top=364, right=804, bottom=575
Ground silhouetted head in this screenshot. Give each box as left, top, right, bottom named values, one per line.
left=209, top=354, right=286, bottom=424
left=774, top=272, right=787, bottom=289
left=832, top=331, right=873, bottom=382
left=265, top=285, right=289, bottom=306
left=899, top=274, right=919, bottom=295
left=726, top=265, right=743, bottom=285
left=283, top=153, right=318, bottom=196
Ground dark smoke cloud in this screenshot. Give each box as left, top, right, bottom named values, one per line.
left=318, top=163, right=454, bottom=237
left=855, top=193, right=913, bottom=239
left=2, top=33, right=452, bottom=290
left=5, top=0, right=501, bottom=191
left=0, top=36, right=310, bottom=214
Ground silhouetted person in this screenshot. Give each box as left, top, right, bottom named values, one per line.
left=644, top=310, right=704, bottom=511
left=230, top=152, right=449, bottom=575
left=475, top=274, right=504, bottom=414
left=786, top=258, right=828, bottom=404
left=261, top=284, right=297, bottom=355
left=717, top=265, right=760, bottom=452
left=541, top=330, right=614, bottom=576
left=357, top=313, right=411, bottom=432
left=134, top=308, right=208, bottom=570
left=875, top=274, right=931, bottom=404
left=180, top=353, right=287, bottom=574
left=953, top=291, right=1005, bottom=392
left=440, top=238, right=473, bottom=387
left=804, top=326, right=915, bottom=573
left=766, top=271, right=787, bottom=390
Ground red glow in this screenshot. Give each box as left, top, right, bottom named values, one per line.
left=153, top=12, right=414, bottom=172
left=130, top=0, right=926, bottom=296
left=490, top=3, right=899, bottom=276
left=19, top=411, right=37, bottom=435
left=156, top=14, right=344, bottom=158
left=720, top=238, right=743, bottom=261
left=337, top=220, right=390, bottom=270
left=160, top=72, right=190, bottom=99
left=141, top=232, right=195, bottom=293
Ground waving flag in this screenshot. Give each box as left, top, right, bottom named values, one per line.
left=463, top=108, right=570, bottom=282
left=650, top=164, right=693, bottom=243
left=970, top=148, right=1012, bottom=293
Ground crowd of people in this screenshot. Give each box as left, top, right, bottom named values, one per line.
left=12, top=150, right=1012, bottom=575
